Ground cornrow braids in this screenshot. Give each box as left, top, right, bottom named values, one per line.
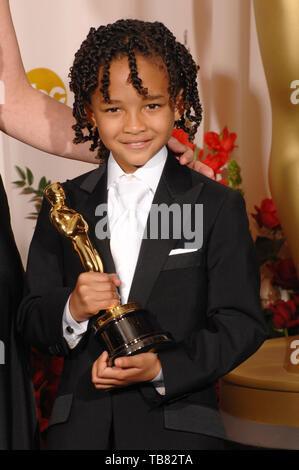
left=69, top=19, right=202, bottom=160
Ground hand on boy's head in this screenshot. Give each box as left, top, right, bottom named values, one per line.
left=69, top=272, right=121, bottom=323
left=168, top=136, right=214, bottom=179
left=91, top=351, right=162, bottom=390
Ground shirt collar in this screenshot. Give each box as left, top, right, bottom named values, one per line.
left=107, top=146, right=168, bottom=194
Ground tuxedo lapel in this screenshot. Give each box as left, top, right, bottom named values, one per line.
left=128, top=150, right=205, bottom=308
left=69, top=163, right=116, bottom=274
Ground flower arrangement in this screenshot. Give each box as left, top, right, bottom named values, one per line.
left=172, top=126, right=243, bottom=193
left=251, top=199, right=299, bottom=337
left=172, top=126, right=299, bottom=339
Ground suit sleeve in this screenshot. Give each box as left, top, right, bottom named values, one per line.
left=17, top=197, right=72, bottom=356
left=154, top=189, right=268, bottom=402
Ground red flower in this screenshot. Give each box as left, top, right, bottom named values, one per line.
left=221, top=126, right=238, bottom=153
left=268, top=258, right=299, bottom=290
left=172, top=128, right=195, bottom=150
left=251, top=198, right=281, bottom=230
left=204, top=126, right=237, bottom=154
left=201, top=151, right=229, bottom=175
left=218, top=178, right=228, bottom=186
left=269, top=299, right=299, bottom=329
left=204, top=131, right=221, bottom=151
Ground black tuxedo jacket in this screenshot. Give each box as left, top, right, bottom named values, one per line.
left=18, top=150, right=267, bottom=449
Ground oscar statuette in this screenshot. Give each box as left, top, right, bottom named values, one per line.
left=44, top=182, right=173, bottom=364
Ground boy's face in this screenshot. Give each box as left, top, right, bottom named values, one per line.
left=86, top=55, right=182, bottom=173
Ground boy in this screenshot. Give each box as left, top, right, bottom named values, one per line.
left=18, top=19, right=267, bottom=450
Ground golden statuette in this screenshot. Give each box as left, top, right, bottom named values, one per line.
left=44, top=182, right=173, bottom=363
left=45, top=182, right=104, bottom=273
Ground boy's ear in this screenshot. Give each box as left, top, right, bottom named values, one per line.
left=174, top=89, right=185, bottom=121
left=85, top=105, right=96, bottom=127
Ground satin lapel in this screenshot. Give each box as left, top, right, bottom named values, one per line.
left=128, top=152, right=205, bottom=308
left=70, top=163, right=116, bottom=274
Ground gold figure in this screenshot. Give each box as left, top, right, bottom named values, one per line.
left=44, top=182, right=104, bottom=273
left=254, top=0, right=299, bottom=275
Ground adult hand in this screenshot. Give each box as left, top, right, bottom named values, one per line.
left=167, top=136, right=214, bottom=179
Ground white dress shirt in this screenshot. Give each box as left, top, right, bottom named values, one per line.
left=62, top=146, right=168, bottom=392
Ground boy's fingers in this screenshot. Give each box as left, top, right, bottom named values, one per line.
left=114, top=356, right=136, bottom=369
left=93, top=351, right=108, bottom=377
left=107, top=273, right=121, bottom=286
left=93, top=376, right=124, bottom=386
left=98, top=365, right=136, bottom=380
left=114, top=353, right=152, bottom=369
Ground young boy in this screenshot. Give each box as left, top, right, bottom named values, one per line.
left=18, top=19, right=267, bottom=450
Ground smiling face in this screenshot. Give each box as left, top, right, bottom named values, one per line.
left=86, top=55, right=182, bottom=173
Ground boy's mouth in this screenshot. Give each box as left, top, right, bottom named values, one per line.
left=122, top=140, right=152, bottom=149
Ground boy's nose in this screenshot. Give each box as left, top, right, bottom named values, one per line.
left=123, top=112, right=146, bottom=134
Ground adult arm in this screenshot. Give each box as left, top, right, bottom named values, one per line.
left=0, top=0, right=213, bottom=175
left=0, top=0, right=98, bottom=163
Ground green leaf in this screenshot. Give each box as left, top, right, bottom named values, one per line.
left=38, top=176, right=50, bottom=192
left=15, top=165, right=26, bottom=180
left=12, top=180, right=26, bottom=187
left=227, top=159, right=243, bottom=189
left=26, top=167, right=34, bottom=186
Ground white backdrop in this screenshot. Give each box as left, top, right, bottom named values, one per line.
left=0, top=0, right=271, bottom=264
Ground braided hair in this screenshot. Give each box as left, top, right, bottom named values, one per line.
left=69, top=19, right=202, bottom=160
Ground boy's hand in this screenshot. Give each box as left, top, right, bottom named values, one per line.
left=69, top=272, right=121, bottom=322
left=168, top=136, right=214, bottom=179
left=91, top=351, right=162, bottom=390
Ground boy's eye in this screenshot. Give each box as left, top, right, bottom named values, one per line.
left=146, top=103, right=161, bottom=110
left=105, top=107, right=120, bottom=113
